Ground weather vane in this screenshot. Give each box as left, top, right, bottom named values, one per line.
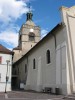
left=28, top=3, right=31, bottom=12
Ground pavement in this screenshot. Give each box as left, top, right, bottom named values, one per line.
left=0, top=91, right=75, bottom=100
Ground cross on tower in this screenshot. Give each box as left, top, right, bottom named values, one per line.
left=29, top=3, right=31, bottom=12
left=26, top=3, right=33, bottom=21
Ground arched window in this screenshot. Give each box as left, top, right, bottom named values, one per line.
left=29, top=32, right=35, bottom=41
left=46, top=50, right=51, bottom=64
left=25, top=64, right=27, bottom=73
left=33, top=58, right=36, bottom=69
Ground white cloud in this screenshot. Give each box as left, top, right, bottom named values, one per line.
left=0, top=0, right=29, bottom=23
left=0, top=0, right=34, bottom=49
left=0, top=30, right=18, bottom=47
left=41, top=29, right=48, bottom=38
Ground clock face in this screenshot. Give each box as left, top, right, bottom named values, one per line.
left=30, top=28, right=34, bottom=32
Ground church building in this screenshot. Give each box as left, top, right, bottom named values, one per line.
left=12, top=6, right=75, bottom=95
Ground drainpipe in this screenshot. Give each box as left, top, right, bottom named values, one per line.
left=25, top=56, right=28, bottom=85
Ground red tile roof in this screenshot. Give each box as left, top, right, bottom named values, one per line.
left=0, top=44, right=14, bottom=54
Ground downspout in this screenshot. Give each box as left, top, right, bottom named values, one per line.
left=11, top=52, right=14, bottom=90
left=25, top=56, right=29, bottom=85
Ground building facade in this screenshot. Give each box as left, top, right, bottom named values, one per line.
left=0, top=44, right=13, bottom=92
left=13, top=6, right=75, bottom=95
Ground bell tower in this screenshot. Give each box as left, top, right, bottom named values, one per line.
left=18, top=4, right=41, bottom=56
left=13, top=4, right=41, bottom=62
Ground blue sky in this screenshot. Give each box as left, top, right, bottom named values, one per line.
left=0, top=0, right=75, bottom=50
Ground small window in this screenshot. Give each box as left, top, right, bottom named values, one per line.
left=25, top=64, right=27, bottom=73
left=0, top=56, right=2, bottom=64
left=33, top=59, right=36, bottom=69
left=19, top=35, right=21, bottom=41
left=29, top=32, right=35, bottom=41
left=46, top=50, right=51, bottom=64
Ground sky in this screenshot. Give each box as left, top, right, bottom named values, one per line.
left=0, top=0, right=75, bottom=50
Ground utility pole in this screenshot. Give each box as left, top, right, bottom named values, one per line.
left=5, top=60, right=10, bottom=93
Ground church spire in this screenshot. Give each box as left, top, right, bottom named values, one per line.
left=26, top=3, right=33, bottom=21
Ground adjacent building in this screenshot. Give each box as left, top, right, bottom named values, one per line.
left=13, top=6, right=75, bottom=95
left=0, top=44, right=13, bottom=92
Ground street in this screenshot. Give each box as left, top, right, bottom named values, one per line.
left=0, top=91, right=75, bottom=100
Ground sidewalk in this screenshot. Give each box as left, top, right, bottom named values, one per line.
left=0, top=90, right=75, bottom=100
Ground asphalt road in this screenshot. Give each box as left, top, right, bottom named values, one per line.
left=0, top=91, right=75, bottom=100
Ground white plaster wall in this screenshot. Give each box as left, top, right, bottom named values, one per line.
left=0, top=83, right=11, bottom=92
left=0, top=53, right=12, bottom=92
left=68, top=16, right=75, bottom=81
left=56, top=41, right=67, bottom=94
left=36, top=57, right=42, bottom=90
left=23, top=36, right=56, bottom=91
left=56, top=45, right=61, bottom=85
left=26, top=26, right=67, bottom=94
left=15, top=26, right=66, bottom=94
left=26, top=28, right=65, bottom=92
left=56, top=42, right=68, bottom=94
left=60, top=6, right=75, bottom=94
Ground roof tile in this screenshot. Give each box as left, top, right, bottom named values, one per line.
left=0, top=44, right=14, bottom=54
